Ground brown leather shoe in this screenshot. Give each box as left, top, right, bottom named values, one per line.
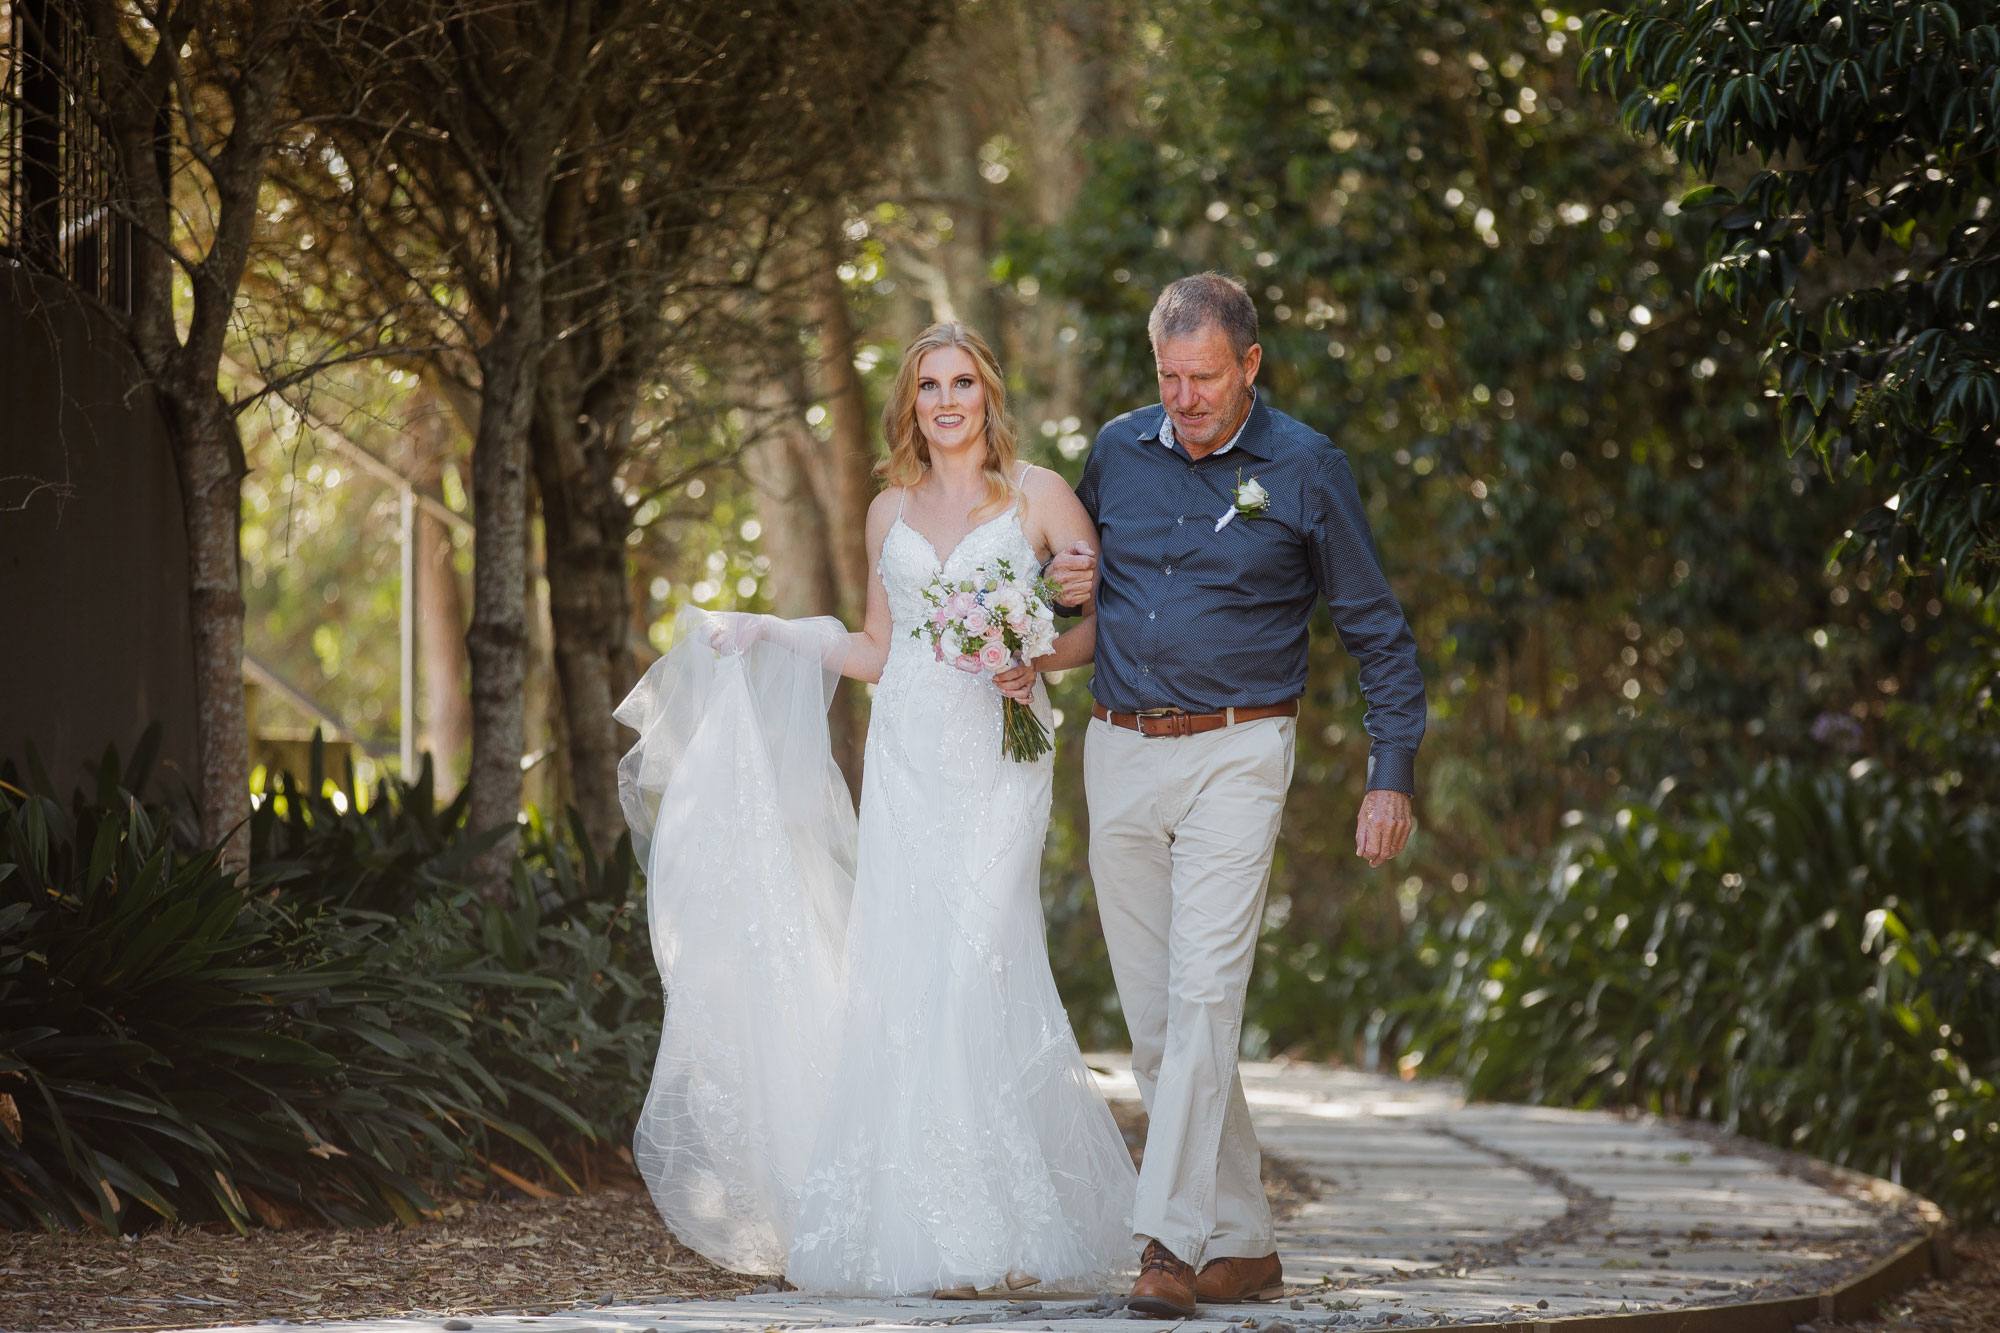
left=1128, top=1239, right=1198, bottom=1318
left=1195, top=1252, right=1285, bottom=1303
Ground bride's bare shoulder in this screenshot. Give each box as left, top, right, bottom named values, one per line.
left=864, top=486, right=903, bottom=546
left=1017, top=463, right=1073, bottom=500
left=1018, top=463, right=1089, bottom=533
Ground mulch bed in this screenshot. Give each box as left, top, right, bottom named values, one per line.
left=1822, top=1229, right=2000, bottom=1332
left=0, top=1187, right=751, bottom=1332
left=5, top=1097, right=1318, bottom=1332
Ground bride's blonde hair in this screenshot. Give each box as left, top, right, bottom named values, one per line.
left=876, top=321, right=1020, bottom=520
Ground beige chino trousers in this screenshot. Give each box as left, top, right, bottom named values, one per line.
left=1083, top=713, right=1296, bottom=1267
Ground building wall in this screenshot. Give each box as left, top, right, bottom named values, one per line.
left=0, top=266, right=199, bottom=798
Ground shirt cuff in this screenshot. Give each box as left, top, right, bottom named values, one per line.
left=1365, top=748, right=1417, bottom=796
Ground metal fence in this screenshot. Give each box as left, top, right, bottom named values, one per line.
left=0, top=0, right=131, bottom=312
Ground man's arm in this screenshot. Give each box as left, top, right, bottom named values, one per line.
left=1046, top=436, right=1106, bottom=610
left=1305, top=448, right=1426, bottom=865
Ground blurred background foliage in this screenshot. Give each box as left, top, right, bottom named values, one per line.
left=7, top=0, right=1996, bottom=1231
left=225, top=0, right=2000, bottom=1211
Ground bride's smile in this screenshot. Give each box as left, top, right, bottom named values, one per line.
left=916, top=346, right=986, bottom=452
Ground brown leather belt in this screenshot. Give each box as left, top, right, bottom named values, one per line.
left=1092, top=700, right=1300, bottom=738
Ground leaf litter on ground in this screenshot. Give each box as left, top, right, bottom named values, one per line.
left=0, top=1187, right=752, bottom=1331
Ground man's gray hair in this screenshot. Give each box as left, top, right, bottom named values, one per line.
left=1148, top=271, right=1259, bottom=360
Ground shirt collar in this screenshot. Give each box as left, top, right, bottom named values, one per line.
left=1156, top=389, right=1267, bottom=460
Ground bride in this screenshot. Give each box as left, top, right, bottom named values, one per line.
left=614, top=321, right=1138, bottom=1297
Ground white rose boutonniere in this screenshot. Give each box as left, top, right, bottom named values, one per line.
left=1214, top=471, right=1271, bottom=532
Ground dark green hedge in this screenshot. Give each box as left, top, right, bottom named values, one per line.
left=0, top=738, right=657, bottom=1233
left=1255, top=761, right=1999, bottom=1226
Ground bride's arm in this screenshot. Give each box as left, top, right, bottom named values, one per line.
left=993, top=605, right=1093, bottom=703
left=993, top=471, right=1099, bottom=700
left=1023, top=465, right=1100, bottom=614
left=837, top=490, right=900, bottom=684
left=1038, top=609, right=1095, bottom=672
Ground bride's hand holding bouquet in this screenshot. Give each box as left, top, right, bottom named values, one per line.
left=911, top=556, right=1062, bottom=761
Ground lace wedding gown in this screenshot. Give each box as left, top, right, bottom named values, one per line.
left=614, top=499, right=1137, bottom=1297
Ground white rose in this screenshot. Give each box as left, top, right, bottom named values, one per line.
left=1238, top=477, right=1270, bottom=509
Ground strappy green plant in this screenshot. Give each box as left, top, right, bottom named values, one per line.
left=0, top=734, right=653, bottom=1233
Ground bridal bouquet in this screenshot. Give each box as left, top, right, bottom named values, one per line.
left=911, top=557, right=1064, bottom=761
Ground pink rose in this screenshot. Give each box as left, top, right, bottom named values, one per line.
left=946, top=591, right=977, bottom=617
left=1008, top=611, right=1029, bottom=633
left=964, top=608, right=989, bottom=635
left=954, top=652, right=984, bottom=673
left=978, top=642, right=1010, bottom=671
left=983, top=622, right=1005, bottom=642
left=930, top=608, right=949, bottom=625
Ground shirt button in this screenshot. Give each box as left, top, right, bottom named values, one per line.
left=1148, top=611, right=1157, bottom=620
left=1176, top=515, right=1185, bottom=525
left=1163, top=565, right=1172, bottom=575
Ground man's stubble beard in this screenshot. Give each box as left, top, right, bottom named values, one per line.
left=1183, top=383, right=1254, bottom=451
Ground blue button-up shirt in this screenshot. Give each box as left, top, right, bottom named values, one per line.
left=1074, top=397, right=1426, bottom=794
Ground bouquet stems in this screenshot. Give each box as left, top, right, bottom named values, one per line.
left=1001, top=697, right=1053, bottom=763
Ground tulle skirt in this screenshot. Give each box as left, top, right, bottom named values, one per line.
left=616, top=612, right=1135, bottom=1294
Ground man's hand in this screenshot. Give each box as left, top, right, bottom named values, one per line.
left=993, top=659, right=1038, bottom=702
left=1355, top=789, right=1414, bottom=867
left=1046, top=542, right=1098, bottom=607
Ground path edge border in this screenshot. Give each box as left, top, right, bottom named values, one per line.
left=1482, top=1220, right=1953, bottom=1333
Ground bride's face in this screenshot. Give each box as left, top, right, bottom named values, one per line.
left=914, top=346, right=986, bottom=457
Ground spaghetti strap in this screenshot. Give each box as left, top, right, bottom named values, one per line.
left=895, top=485, right=908, bottom=520
left=1012, top=463, right=1032, bottom=514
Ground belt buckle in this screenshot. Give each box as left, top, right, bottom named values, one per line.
left=1135, top=707, right=1187, bottom=738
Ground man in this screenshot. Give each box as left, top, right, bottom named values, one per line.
left=1000, top=272, right=1424, bottom=1316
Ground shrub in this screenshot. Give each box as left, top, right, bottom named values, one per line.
left=0, top=737, right=656, bottom=1233
left=249, top=758, right=659, bottom=1156
left=1404, top=762, right=2000, bottom=1224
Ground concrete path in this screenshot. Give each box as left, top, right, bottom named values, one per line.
left=179, top=1057, right=1932, bottom=1332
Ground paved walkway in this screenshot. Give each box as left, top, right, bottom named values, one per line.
left=184, top=1058, right=1930, bottom=1332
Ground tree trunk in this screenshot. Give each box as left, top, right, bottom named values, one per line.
left=530, top=388, right=637, bottom=860
left=738, top=357, right=866, bottom=792
left=805, top=265, right=880, bottom=793
left=1014, top=1, right=1107, bottom=434
left=80, top=0, right=299, bottom=866
left=743, top=377, right=840, bottom=621
left=811, top=251, right=879, bottom=628
left=931, top=97, right=1003, bottom=341
left=463, top=288, right=541, bottom=891
left=407, top=400, right=472, bottom=795
left=521, top=527, right=569, bottom=824
left=166, top=386, right=253, bottom=862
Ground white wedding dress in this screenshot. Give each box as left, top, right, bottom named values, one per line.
left=614, top=499, right=1138, bottom=1296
